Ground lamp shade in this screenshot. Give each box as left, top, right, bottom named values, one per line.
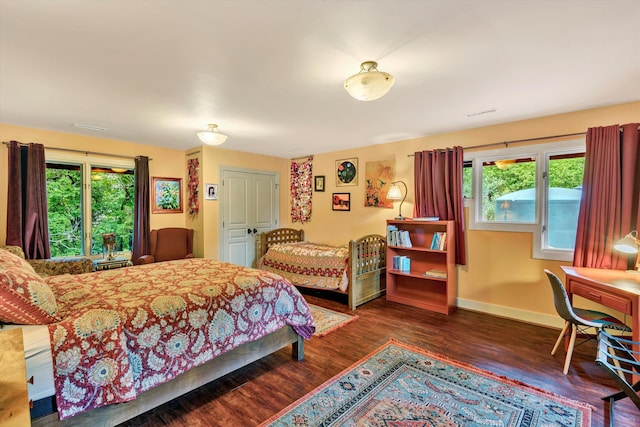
left=344, top=61, right=394, bottom=101
left=614, top=231, right=639, bottom=254
left=197, top=124, right=228, bottom=146
left=386, top=180, right=407, bottom=219
left=387, top=184, right=403, bottom=200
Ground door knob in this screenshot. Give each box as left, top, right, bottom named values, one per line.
left=253, top=228, right=258, bottom=234
left=247, top=228, right=252, bottom=234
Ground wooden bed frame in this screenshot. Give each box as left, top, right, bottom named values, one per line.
left=257, top=228, right=386, bottom=310
left=32, top=326, right=303, bottom=426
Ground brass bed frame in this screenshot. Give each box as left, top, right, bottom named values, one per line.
left=257, top=228, right=386, bottom=310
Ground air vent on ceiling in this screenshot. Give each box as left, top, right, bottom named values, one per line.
left=465, top=108, right=496, bottom=118
left=73, top=123, right=108, bottom=131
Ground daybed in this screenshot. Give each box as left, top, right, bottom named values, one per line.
left=257, top=228, right=386, bottom=310
left=0, top=248, right=314, bottom=426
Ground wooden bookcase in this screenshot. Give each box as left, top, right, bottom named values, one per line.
left=385, top=219, right=457, bottom=315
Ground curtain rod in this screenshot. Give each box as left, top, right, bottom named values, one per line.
left=408, top=125, right=639, bottom=156
left=2, top=141, right=152, bottom=161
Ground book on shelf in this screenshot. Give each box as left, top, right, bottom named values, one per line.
left=422, top=269, right=447, bottom=279
left=430, top=232, right=447, bottom=250
left=387, top=225, right=412, bottom=248
left=412, top=217, right=439, bottom=221
left=392, top=255, right=411, bottom=272
left=386, top=224, right=398, bottom=246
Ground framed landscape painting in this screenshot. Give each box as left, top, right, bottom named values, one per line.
left=152, top=177, right=183, bottom=213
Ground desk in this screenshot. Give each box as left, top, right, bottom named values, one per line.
left=561, top=266, right=640, bottom=361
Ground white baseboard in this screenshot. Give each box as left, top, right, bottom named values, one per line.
left=457, top=297, right=564, bottom=330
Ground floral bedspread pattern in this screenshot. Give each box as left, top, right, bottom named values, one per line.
left=257, top=242, right=349, bottom=292
left=44, top=258, right=315, bottom=419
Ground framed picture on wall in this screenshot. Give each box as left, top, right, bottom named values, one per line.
left=205, top=183, right=218, bottom=200
left=335, top=158, right=358, bottom=186
left=152, top=177, right=183, bottom=213
left=314, top=175, right=325, bottom=192
left=332, top=193, right=350, bottom=211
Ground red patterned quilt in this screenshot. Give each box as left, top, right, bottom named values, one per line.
left=44, top=258, right=315, bottom=419
left=257, top=242, right=349, bottom=292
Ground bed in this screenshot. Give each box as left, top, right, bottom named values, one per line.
left=257, top=228, right=386, bottom=310
left=0, top=248, right=314, bottom=426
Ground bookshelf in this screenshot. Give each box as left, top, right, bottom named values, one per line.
left=386, top=219, right=457, bottom=314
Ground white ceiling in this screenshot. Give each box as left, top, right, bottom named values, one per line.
left=1, top=0, right=639, bottom=159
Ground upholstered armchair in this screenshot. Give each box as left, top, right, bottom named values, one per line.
left=0, top=245, right=93, bottom=276
left=137, top=228, right=194, bottom=265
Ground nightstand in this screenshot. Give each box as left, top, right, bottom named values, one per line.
left=0, top=328, right=31, bottom=426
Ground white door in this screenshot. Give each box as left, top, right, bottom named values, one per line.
left=221, top=168, right=278, bottom=267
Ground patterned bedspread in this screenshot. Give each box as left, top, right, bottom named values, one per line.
left=258, top=242, right=349, bottom=292
left=44, top=258, right=315, bottom=419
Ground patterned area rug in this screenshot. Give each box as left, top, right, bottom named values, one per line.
left=260, top=339, right=592, bottom=426
left=309, top=304, right=358, bottom=337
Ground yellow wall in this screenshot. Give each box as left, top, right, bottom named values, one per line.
left=1, top=100, right=638, bottom=327
left=278, top=101, right=639, bottom=326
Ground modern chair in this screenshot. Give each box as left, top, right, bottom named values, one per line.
left=137, top=228, right=194, bottom=264
left=544, top=269, right=632, bottom=374
left=595, top=330, right=640, bottom=426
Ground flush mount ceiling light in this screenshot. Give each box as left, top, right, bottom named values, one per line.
left=344, top=61, right=395, bottom=101
left=197, top=124, right=228, bottom=146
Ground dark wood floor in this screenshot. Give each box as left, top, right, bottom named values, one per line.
left=121, top=291, right=638, bottom=427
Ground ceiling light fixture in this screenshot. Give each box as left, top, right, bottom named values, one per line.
left=344, top=61, right=395, bottom=101
left=197, top=124, right=228, bottom=146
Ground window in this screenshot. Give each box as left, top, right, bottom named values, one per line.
left=464, top=140, right=585, bottom=261
left=45, top=153, right=134, bottom=258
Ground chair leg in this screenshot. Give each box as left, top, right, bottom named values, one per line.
left=552, top=321, right=570, bottom=356
left=563, top=324, right=577, bottom=375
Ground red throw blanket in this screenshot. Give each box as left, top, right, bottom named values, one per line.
left=45, top=258, right=315, bottom=419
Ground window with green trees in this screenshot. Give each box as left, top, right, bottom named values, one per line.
left=46, top=159, right=134, bottom=258
left=464, top=140, right=585, bottom=261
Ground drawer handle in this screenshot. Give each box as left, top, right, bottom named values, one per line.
left=588, top=292, right=602, bottom=300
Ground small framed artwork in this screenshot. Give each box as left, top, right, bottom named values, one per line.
left=205, top=183, right=218, bottom=200
left=152, top=177, right=183, bottom=214
left=332, top=193, right=351, bottom=211
left=314, top=175, right=325, bottom=192
left=336, top=158, right=358, bottom=186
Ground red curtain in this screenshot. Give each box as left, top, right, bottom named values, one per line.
left=6, top=141, right=51, bottom=259
left=573, top=123, right=640, bottom=269
left=132, top=156, right=150, bottom=264
left=414, top=146, right=466, bottom=265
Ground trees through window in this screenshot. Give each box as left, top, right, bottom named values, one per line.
left=46, top=155, right=134, bottom=258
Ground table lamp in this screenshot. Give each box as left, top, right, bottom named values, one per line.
left=614, top=230, right=640, bottom=273
left=387, top=180, right=407, bottom=220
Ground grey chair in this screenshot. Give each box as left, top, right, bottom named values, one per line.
left=595, top=330, right=640, bottom=426
left=544, top=269, right=631, bottom=374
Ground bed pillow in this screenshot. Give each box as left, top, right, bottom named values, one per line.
left=0, top=248, right=59, bottom=324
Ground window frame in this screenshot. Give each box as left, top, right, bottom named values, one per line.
left=464, top=139, right=585, bottom=261
left=45, top=151, right=134, bottom=258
